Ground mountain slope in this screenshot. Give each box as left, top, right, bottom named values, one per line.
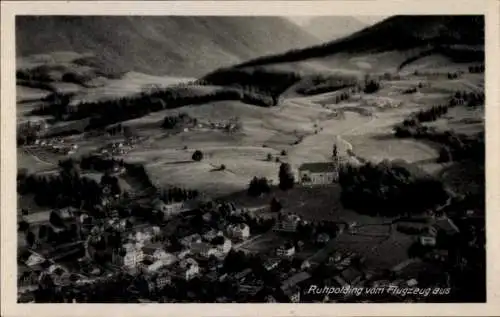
left=233, top=15, right=485, bottom=70
left=16, top=16, right=319, bottom=77
left=303, top=16, right=367, bottom=41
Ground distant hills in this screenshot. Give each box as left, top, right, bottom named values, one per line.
left=302, top=16, right=368, bottom=41
left=16, top=16, right=319, bottom=77
left=233, top=15, right=485, bottom=70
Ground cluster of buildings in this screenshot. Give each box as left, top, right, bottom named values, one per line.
left=97, top=141, right=133, bottom=156
left=32, top=137, right=79, bottom=155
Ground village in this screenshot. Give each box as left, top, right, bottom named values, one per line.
left=17, top=139, right=472, bottom=303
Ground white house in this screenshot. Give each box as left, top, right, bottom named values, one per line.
left=298, top=162, right=339, bottom=185
left=215, top=237, right=232, bottom=255
left=276, top=243, right=296, bottom=257
left=227, top=223, right=250, bottom=240
left=175, top=258, right=199, bottom=280
left=180, top=234, right=202, bottom=247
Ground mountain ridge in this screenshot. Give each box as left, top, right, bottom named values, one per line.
left=16, top=16, right=320, bottom=77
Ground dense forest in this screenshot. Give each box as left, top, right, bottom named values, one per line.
left=338, top=159, right=449, bottom=216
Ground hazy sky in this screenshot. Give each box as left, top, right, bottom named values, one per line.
left=287, top=15, right=389, bottom=26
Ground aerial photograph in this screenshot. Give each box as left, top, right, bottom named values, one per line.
left=15, top=15, right=485, bottom=303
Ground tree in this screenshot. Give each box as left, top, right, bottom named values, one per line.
left=270, top=197, right=283, bottom=213
left=192, top=150, right=204, bottom=162
left=278, top=163, right=295, bottom=191
left=332, top=143, right=338, bottom=159
left=437, top=146, right=453, bottom=163
left=18, top=220, right=30, bottom=231
left=248, top=177, right=271, bottom=197
left=220, top=164, right=226, bottom=171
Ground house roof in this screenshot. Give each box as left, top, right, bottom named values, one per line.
left=281, top=272, right=312, bottom=290
left=341, top=267, right=362, bottom=283
left=298, top=162, right=338, bottom=173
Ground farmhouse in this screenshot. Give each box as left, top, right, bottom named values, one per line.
left=298, top=162, right=339, bottom=186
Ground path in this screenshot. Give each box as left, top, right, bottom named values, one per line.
left=23, top=147, right=57, bottom=167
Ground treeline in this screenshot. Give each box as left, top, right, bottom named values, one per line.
left=162, top=113, right=197, bottom=130
left=449, top=91, right=485, bottom=108
left=338, top=159, right=449, bottom=216
left=398, top=104, right=450, bottom=128
left=200, top=67, right=301, bottom=102
left=296, top=75, right=358, bottom=96
left=17, top=121, right=44, bottom=145
left=17, top=161, right=103, bottom=211
left=158, top=187, right=199, bottom=203
left=393, top=94, right=485, bottom=162
left=31, top=85, right=279, bottom=133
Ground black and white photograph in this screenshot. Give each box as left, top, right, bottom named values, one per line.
left=1, top=0, right=497, bottom=313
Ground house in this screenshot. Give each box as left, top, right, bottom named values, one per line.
left=153, top=200, right=184, bottom=217
left=298, top=162, right=339, bottom=185
left=180, top=234, right=202, bottom=247
left=143, top=244, right=176, bottom=263
left=275, top=213, right=301, bottom=232
left=282, top=285, right=301, bottom=303
left=18, top=269, right=40, bottom=293
left=177, top=249, right=191, bottom=259
left=263, top=258, right=281, bottom=271
left=340, top=267, right=363, bottom=286
left=227, top=223, right=250, bottom=240
left=419, top=236, right=437, bottom=247
left=202, top=229, right=223, bottom=241
left=407, top=278, right=418, bottom=287
left=173, top=258, right=199, bottom=280
left=316, top=232, right=331, bottom=245
left=434, top=217, right=461, bottom=236
left=216, top=237, right=232, bottom=254
left=281, top=272, right=312, bottom=291
left=154, top=270, right=172, bottom=290
left=112, top=243, right=144, bottom=269
left=191, top=242, right=218, bottom=258
left=25, top=253, right=46, bottom=268
left=276, top=243, right=296, bottom=257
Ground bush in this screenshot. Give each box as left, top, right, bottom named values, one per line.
left=363, top=80, right=381, bottom=94
left=192, top=150, right=204, bottom=162
left=280, top=150, right=287, bottom=156
left=248, top=177, right=271, bottom=197
left=267, top=153, right=273, bottom=161
left=220, top=164, right=226, bottom=171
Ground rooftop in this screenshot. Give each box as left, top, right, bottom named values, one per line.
left=298, top=162, right=339, bottom=173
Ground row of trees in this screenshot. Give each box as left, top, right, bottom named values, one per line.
left=338, top=159, right=449, bottom=216
left=468, top=64, right=485, bottom=73
left=158, top=187, right=199, bottom=203
left=162, top=113, right=197, bottom=129
left=247, top=163, right=295, bottom=197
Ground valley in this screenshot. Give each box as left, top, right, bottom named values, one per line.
left=15, top=15, right=486, bottom=304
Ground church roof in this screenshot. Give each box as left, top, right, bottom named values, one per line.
left=298, top=162, right=338, bottom=173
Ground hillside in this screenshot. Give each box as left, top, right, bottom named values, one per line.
left=16, top=16, right=319, bottom=77
left=232, top=15, right=485, bottom=70
left=303, top=16, right=367, bottom=41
